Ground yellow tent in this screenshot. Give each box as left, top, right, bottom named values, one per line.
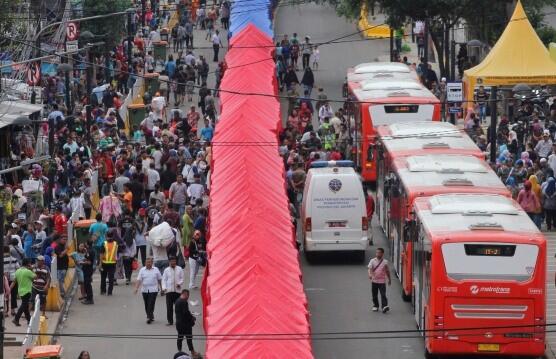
left=463, top=0, right=556, bottom=109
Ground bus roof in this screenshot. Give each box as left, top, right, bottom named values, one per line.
left=414, top=194, right=542, bottom=239
left=392, top=155, right=509, bottom=196
left=359, top=80, right=424, bottom=91
left=352, top=62, right=411, bottom=74
left=377, top=122, right=483, bottom=158
left=352, top=87, right=438, bottom=102
left=347, top=71, right=419, bottom=86
left=378, top=121, right=459, bottom=138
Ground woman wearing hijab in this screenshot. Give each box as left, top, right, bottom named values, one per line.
left=517, top=180, right=541, bottom=228
left=301, top=67, right=315, bottom=97
left=542, top=177, right=556, bottom=230
left=529, top=174, right=543, bottom=228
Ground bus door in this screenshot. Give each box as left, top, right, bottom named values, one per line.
left=386, top=174, right=402, bottom=273
left=414, top=227, right=431, bottom=329
left=376, top=143, right=387, bottom=229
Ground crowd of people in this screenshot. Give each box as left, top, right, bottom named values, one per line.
left=0, top=1, right=233, bottom=358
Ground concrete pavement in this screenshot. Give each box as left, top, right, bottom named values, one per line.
left=59, top=20, right=223, bottom=359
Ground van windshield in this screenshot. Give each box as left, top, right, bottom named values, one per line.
left=441, top=242, right=538, bottom=282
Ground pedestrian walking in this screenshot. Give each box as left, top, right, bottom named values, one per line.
left=54, top=236, right=69, bottom=297
left=32, top=255, right=50, bottom=316
left=78, top=351, right=91, bottom=359
left=212, top=30, right=222, bottom=62
left=188, top=231, right=206, bottom=289
left=81, top=243, right=95, bottom=305
left=367, top=247, right=391, bottom=313
left=175, top=289, right=200, bottom=358
left=135, top=257, right=162, bottom=324
left=11, top=258, right=35, bottom=326
left=301, top=36, right=313, bottom=70
left=100, top=233, right=118, bottom=296
left=162, top=256, right=184, bottom=325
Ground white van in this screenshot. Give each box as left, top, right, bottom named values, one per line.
left=301, top=161, right=369, bottom=262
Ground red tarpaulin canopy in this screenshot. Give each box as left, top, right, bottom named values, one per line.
left=203, top=24, right=313, bottom=359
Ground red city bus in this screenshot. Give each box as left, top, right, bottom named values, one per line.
left=411, top=194, right=546, bottom=357
left=376, top=121, right=485, bottom=230
left=379, top=154, right=510, bottom=301
left=350, top=84, right=441, bottom=182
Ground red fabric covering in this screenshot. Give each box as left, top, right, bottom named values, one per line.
left=203, top=24, right=313, bottom=359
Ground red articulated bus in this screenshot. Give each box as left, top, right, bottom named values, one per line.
left=376, top=121, right=486, bottom=230
left=348, top=78, right=441, bottom=182
left=377, top=154, right=510, bottom=301
left=411, top=194, right=546, bottom=357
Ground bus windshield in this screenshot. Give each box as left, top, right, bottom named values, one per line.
left=369, top=104, right=434, bottom=127
left=441, top=242, right=539, bottom=282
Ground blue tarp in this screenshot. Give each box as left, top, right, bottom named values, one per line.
left=229, top=0, right=274, bottom=39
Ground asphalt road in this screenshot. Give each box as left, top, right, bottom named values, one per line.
left=274, top=4, right=429, bottom=359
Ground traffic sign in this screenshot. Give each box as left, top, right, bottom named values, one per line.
left=66, top=22, right=79, bottom=41
left=27, top=62, right=41, bottom=86
left=66, top=40, right=78, bottom=53
left=446, top=82, right=463, bottom=103
left=448, top=107, right=463, bottom=114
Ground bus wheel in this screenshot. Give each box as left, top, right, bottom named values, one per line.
left=305, top=251, right=316, bottom=263
left=401, top=289, right=411, bottom=303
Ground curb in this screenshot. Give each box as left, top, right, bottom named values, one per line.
left=50, top=272, right=78, bottom=344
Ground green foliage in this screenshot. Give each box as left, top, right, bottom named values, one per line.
left=537, top=25, right=556, bottom=45
left=82, top=0, right=132, bottom=49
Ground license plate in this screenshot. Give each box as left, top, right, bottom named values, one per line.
left=328, top=221, right=346, bottom=228
left=478, top=344, right=499, bottom=352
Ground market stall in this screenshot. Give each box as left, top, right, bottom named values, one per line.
left=462, top=0, right=556, bottom=109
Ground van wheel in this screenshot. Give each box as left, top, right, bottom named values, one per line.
left=355, top=251, right=366, bottom=263
left=305, top=251, right=316, bottom=263
left=401, top=289, right=411, bottom=302
left=424, top=349, right=436, bottom=359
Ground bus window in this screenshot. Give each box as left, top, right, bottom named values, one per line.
left=441, top=243, right=539, bottom=282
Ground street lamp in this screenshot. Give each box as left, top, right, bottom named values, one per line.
left=58, top=63, right=73, bottom=113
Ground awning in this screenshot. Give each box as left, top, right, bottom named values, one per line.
left=0, top=100, right=42, bottom=129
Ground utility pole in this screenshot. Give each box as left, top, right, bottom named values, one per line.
left=450, top=40, right=456, bottom=80
left=389, top=28, right=394, bottom=62
left=489, top=86, right=498, bottom=164
left=423, top=20, right=429, bottom=64
left=0, top=204, right=4, bottom=359
left=127, top=9, right=133, bottom=73
left=142, top=0, right=146, bottom=27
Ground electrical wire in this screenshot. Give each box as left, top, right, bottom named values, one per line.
left=3, top=322, right=552, bottom=341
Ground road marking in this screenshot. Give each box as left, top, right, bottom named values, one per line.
left=305, top=288, right=326, bottom=291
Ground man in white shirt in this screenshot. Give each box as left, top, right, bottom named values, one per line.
left=187, top=175, right=205, bottom=204
left=134, top=258, right=162, bottom=324
left=548, top=143, right=556, bottom=175
left=152, top=144, right=163, bottom=170
left=146, top=162, right=160, bottom=197
left=318, top=103, right=334, bottom=125
left=162, top=256, right=184, bottom=325
left=212, top=29, right=222, bottom=62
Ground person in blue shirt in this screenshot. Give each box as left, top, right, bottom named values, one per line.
left=200, top=119, right=214, bottom=142
left=22, top=224, right=37, bottom=261
left=89, top=213, right=108, bottom=267
left=165, top=55, right=177, bottom=79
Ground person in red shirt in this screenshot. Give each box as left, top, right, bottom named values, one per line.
left=329, top=147, right=342, bottom=161
left=53, top=206, right=68, bottom=236
left=102, top=149, right=115, bottom=180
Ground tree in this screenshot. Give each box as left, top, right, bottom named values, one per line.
left=318, top=0, right=556, bottom=77
left=81, top=0, right=132, bottom=50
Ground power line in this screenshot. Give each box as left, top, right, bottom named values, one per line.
left=4, top=322, right=553, bottom=340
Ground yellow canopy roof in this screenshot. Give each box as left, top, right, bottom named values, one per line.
left=463, top=1, right=556, bottom=104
